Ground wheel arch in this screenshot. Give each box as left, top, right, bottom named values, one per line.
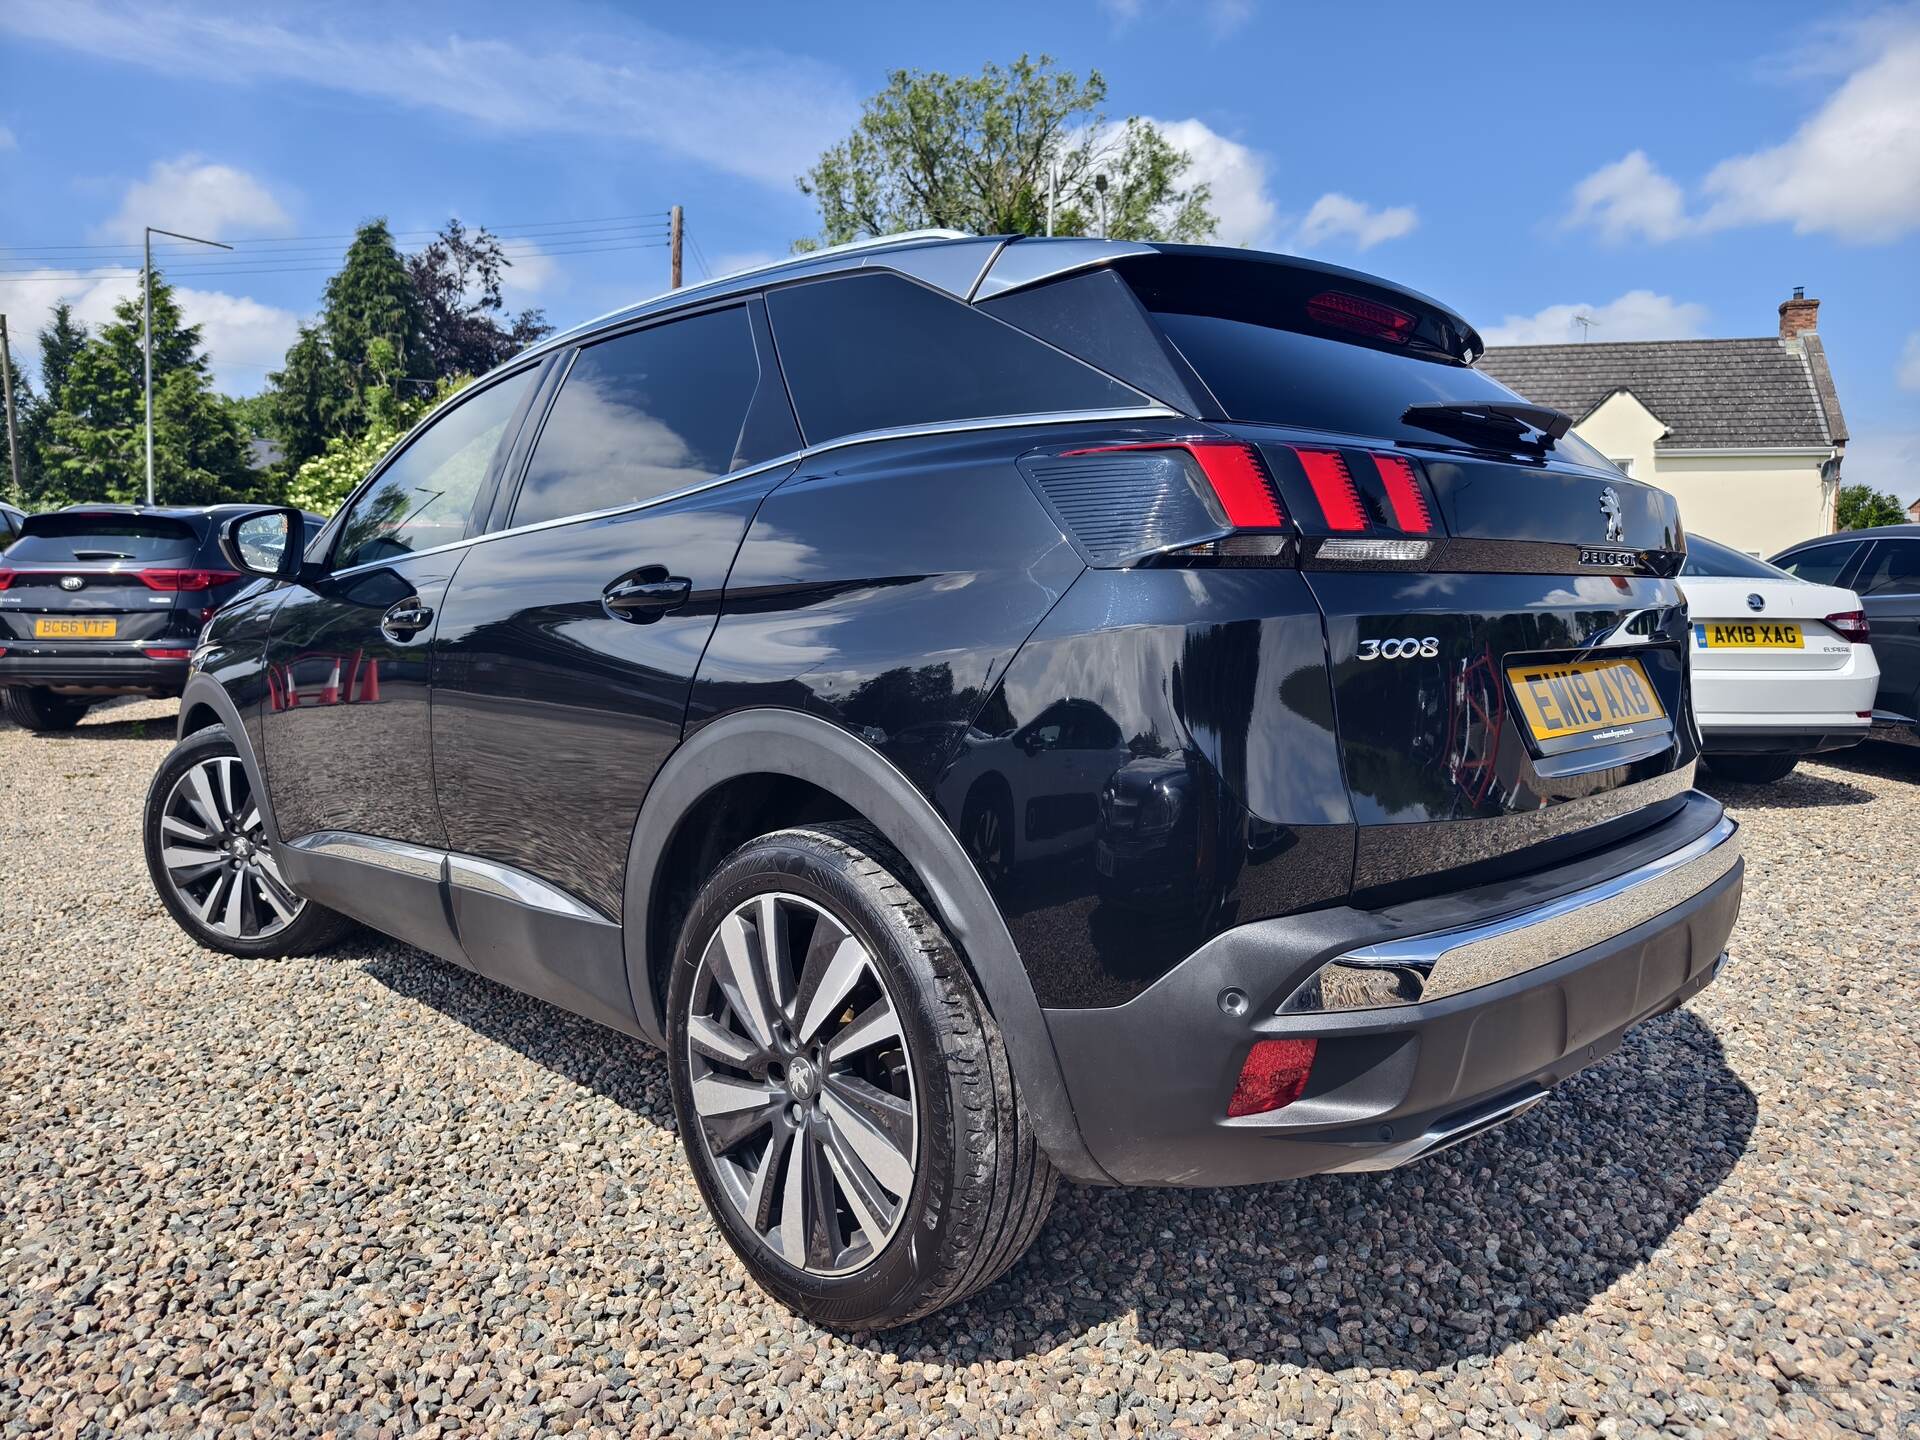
left=623, top=706, right=1109, bottom=1182
left=175, top=674, right=282, bottom=847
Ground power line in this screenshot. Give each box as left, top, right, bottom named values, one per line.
left=0, top=221, right=673, bottom=270
left=0, top=212, right=673, bottom=254
left=0, top=237, right=672, bottom=282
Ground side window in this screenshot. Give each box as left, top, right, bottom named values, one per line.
left=765, top=272, right=1144, bottom=445
left=511, top=307, right=761, bottom=528
left=1853, top=539, right=1920, bottom=595
left=1773, top=542, right=1860, bottom=586
left=334, top=370, right=535, bottom=570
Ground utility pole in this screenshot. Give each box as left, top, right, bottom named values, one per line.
left=0, top=314, right=20, bottom=501
left=669, top=205, right=684, bottom=290
left=1046, top=160, right=1058, bottom=237
left=1094, top=173, right=1109, bottom=239
left=143, top=226, right=232, bottom=505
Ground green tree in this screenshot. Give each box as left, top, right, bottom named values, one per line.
left=798, top=55, right=1215, bottom=246
left=43, top=274, right=261, bottom=505
left=285, top=374, right=472, bottom=516
left=265, top=324, right=352, bottom=473
left=323, top=220, right=423, bottom=431
left=2, top=328, right=39, bottom=501
left=1835, top=483, right=1906, bottom=530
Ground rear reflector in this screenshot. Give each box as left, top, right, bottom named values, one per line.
left=142, top=646, right=192, bottom=660
left=1226, top=1037, right=1318, bottom=1118
left=1825, top=610, right=1870, bottom=643
left=1369, top=453, right=1436, bottom=533
left=1317, top=538, right=1431, bottom=563
left=1288, top=448, right=1368, bottom=532
left=1307, top=290, right=1416, bottom=345
left=137, top=569, right=241, bottom=592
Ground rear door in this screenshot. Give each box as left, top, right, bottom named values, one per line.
left=1850, top=538, right=1920, bottom=719
left=259, top=364, right=541, bottom=849
left=0, top=511, right=214, bottom=651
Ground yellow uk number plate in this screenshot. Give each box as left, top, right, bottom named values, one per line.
left=1506, top=656, right=1665, bottom=742
left=33, top=617, right=117, bottom=639
left=1696, top=621, right=1802, bottom=649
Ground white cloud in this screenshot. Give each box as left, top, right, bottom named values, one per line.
left=1141, top=117, right=1278, bottom=247
left=1293, top=192, right=1418, bottom=252
left=497, top=242, right=559, bottom=306
left=0, top=126, right=16, bottom=152
left=0, top=269, right=298, bottom=395
left=95, top=156, right=292, bottom=244
left=0, top=0, right=857, bottom=190
left=1207, top=0, right=1255, bottom=37
left=1563, top=150, right=1693, bottom=244
left=1699, top=32, right=1920, bottom=240
left=1841, top=427, right=1920, bottom=509
left=1481, top=291, right=1710, bottom=347
left=1563, top=24, right=1920, bottom=244
left=1899, top=332, right=1920, bottom=393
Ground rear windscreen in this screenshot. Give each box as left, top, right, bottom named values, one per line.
left=1112, top=254, right=1613, bottom=465
left=7, top=515, right=200, bottom=563
left=1680, top=536, right=1790, bottom=579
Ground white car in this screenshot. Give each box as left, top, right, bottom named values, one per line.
left=1681, top=535, right=1879, bottom=783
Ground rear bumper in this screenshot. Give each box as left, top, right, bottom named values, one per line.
left=0, top=650, right=190, bottom=695
left=1698, top=719, right=1870, bottom=756
left=1045, top=790, right=1742, bottom=1186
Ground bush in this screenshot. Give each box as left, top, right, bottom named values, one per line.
left=284, top=376, right=472, bottom=516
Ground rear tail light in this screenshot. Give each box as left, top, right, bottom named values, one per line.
left=1227, top=1038, right=1318, bottom=1118
left=1825, top=610, right=1870, bottom=643
left=1369, top=453, right=1436, bottom=533
left=1289, top=448, right=1367, bottom=532
left=1306, top=290, right=1416, bottom=345
left=0, top=569, right=13, bottom=590
left=1025, top=440, right=1289, bottom=567
left=137, top=569, right=241, bottom=592
left=142, top=646, right=192, bottom=660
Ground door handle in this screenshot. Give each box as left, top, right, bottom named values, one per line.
left=603, top=566, right=692, bottom=623
left=380, top=597, right=435, bottom=641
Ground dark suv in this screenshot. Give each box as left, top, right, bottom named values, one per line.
left=1772, top=523, right=1920, bottom=746
left=142, top=234, right=1744, bottom=1328
left=0, top=505, right=321, bottom=730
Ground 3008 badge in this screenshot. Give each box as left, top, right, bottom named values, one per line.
left=1357, top=636, right=1439, bottom=660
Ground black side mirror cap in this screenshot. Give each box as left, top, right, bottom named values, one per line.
left=218, top=506, right=308, bottom=582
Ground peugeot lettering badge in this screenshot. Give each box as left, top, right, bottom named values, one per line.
left=1599, top=485, right=1625, bottom=543
left=59, top=575, right=84, bottom=592
left=1747, top=592, right=1766, bottom=612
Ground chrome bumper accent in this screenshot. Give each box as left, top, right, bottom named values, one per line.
left=1324, top=1088, right=1549, bottom=1174
left=1280, top=814, right=1741, bottom=1015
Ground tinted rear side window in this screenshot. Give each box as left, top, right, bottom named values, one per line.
left=1772, top=542, right=1861, bottom=586
left=1852, top=539, right=1920, bottom=595
left=765, top=272, right=1143, bottom=444
left=513, top=306, right=765, bottom=527
left=1680, top=536, right=1791, bottom=579
left=7, top=514, right=200, bottom=563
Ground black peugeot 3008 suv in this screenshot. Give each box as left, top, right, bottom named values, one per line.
left=143, top=233, right=1744, bottom=1328
left=0, top=505, right=320, bottom=731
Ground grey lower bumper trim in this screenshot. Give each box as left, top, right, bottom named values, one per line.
left=1281, top=814, right=1742, bottom=1014
left=1323, top=1088, right=1549, bottom=1174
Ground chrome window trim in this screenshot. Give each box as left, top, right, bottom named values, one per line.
left=323, top=404, right=1182, bottom=579
left=1279, top=814, right=1742, bottom=1014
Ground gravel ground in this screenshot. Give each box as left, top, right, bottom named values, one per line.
left=3, top=697, right=1917, bottom=1439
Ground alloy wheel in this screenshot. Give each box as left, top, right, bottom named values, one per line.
left=686, top=891, right=918, bottom=1277
left=157, top=755, right=304, bottom=941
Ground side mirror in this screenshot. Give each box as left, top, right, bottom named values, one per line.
left=219, top=507, right=307, bottom=582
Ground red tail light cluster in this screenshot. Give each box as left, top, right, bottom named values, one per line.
left=1275, top=446, right=1441, bottom=537
left=0, top=569, right=14, bottom=591
left=1227, top=1038, right=1319, bottom=1118
left=137, top=569, right=241, bottom=592
left=1060, top=440, right=1286, bottom=530
left=142, top=646, right=193, bottom=660
left=1825, top=610, right=1870, bottom=644
left=1306, top=290, right=1416, bottom=345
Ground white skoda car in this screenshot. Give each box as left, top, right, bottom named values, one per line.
left=1681, top=536, right=1878, bottom=783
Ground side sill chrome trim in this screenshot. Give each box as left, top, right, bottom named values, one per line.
left=282, top=832, right=614, bottom=923
left=447, top=854, right=612, bottom=923
left=1280, top=814, right=1742, bottom=1014
left=284, top=831, right=445, bottom=882
left=324, top=405, right=1183, bottom=582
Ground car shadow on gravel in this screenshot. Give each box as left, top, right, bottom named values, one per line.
left=1699, top=770, right=1875, bottom=809
left=366, top=944, right=1755, bottom=1373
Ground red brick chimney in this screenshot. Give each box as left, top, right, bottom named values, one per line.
left=1779, top=286, right=1820, bottom=340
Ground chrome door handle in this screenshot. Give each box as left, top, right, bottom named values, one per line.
left=603, top=567, right=692, bottom=623
left=380, top=597, right=434, bottom=641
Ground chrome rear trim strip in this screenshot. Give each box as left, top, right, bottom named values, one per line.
left=1324, top=1089, right=1549, bottom=1174
left=1280, top=814, right=1741, bottom=1015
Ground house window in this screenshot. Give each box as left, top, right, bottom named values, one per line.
left=1608, top=457, right=1635, bottom=478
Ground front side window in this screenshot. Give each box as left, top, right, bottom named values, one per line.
left=333, top=369, right=535, bottom=571
left=1852, top=539, right=1920, bottom=595
left=1772, top=541, right=1861, bottom=586
left=511, top=306, right=762, bottom=528
left=765, top=272, right=1143, bottom=445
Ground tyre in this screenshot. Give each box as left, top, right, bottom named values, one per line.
left=2, top=686, right=93, bottom=732
left=142, top=724, right=354, bottom=958
left=666, top=821, right=1056, bottom=1329
left=1704, top=753, right=1799, bottom=785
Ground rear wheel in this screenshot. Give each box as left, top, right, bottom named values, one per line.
left=1704, top=753, right=1799, bottom=785
left=2, top=687, right=93, bottom=732
left=667, top=821, right=1056, bottom=1329
left=143, top=725, right=354, bottom=958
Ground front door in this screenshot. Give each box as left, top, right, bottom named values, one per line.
left=1853, top=538, right=1920, bottom=721
left=259, top=365, right=541, bottom=847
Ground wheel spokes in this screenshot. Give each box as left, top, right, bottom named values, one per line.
left=820, top=1081, right=914, bottom=1197
left=794, top=932, right=867, bottom=1046
left=712, top=912, right=778, bottom=1050
left=822, top=997, right=901, bottom=1065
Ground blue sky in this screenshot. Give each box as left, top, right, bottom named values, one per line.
left=2, top=0, right=1916, bottom=501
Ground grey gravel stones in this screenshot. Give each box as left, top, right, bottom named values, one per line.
left=3, top=699, right=1917, bottom=1436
